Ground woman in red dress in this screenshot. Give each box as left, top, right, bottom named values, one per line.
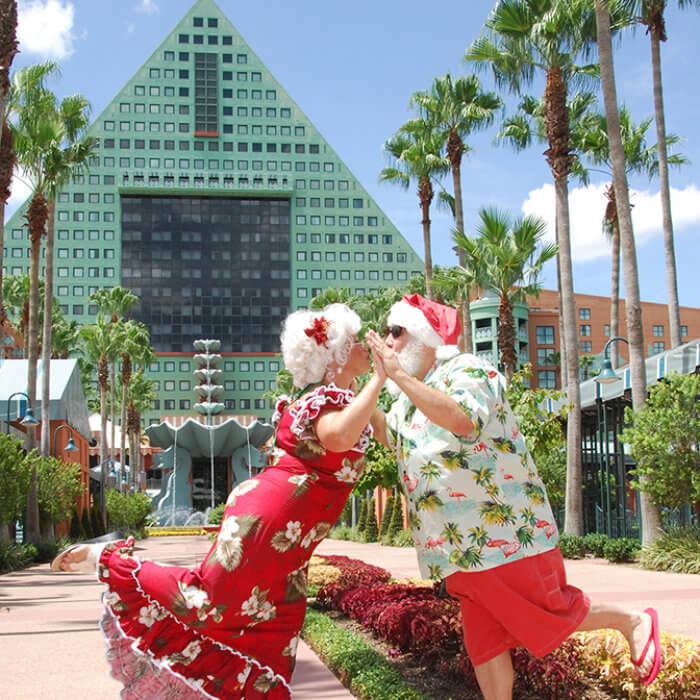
left=52, top=303, right=385, bottom=699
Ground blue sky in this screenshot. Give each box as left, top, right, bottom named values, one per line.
left=11, top=0, right=700, bottom=306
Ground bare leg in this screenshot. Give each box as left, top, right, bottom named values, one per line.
left=576, top=603, right=655, bottom=677
left=60, top=545, right=90, bottom=571
left=473, top=651, right=514, bottom=700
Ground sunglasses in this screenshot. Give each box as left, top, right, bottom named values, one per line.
left=386, top=325, right=404, bottom=338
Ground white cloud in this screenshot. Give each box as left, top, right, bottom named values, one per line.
left=5, top=168, right=35, bottom=221
left=521, top=182, right=700, bottom=263
left=17, top=1, right=76, bottom=60
left=134, top=0, right=159, bottom=15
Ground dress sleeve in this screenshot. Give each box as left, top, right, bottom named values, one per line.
left=288, top=384, right=373, bottom=452
left=442, top=356, right=501, bottom=443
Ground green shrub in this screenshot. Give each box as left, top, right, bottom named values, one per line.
left=391, top=529, right=415, bottom=548
left=328, top=525, right=354, bottom=541
left=379, top=495, right=394, bottom=539
left=34, top=540, right=61, bottom=562
left=583, top=532, right=609, bottom=558
left=338, top=499, right=352, bottom=527
left=356, top=497, right=368, bottom=534
left=558, top=534, right=585, bottom=559
left=105, top=489, right=152, bottom=532
left=364, top=497, right=378, bottom=543
left=387, top=493, right=404, bottom=540
left=69, top=508, right=84, bottom=540
left=302, top=606, right=430, bottom=700
left=639, top=526, right=700, bottom=574
left=602, top=537, right=641, bottom=563
left=207, top=503, right=226, bottom=526
left=81, top=508, right=94, bottom=539
left=91, top=505, right=106, bottom=537
left=0, top=542, right=34, bottom=572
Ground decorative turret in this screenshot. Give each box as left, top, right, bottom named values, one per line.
left=193, top=339, right=225, bottom=422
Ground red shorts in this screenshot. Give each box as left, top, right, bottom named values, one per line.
left=445, top=548, right=590, bottom=666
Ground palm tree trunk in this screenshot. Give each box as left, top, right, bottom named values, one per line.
left=649, top=26, right=681, bottom=348
left=0, top=121, right=14, bottom=327
left=40, top=201, right=56, bottom=456
left=24, top=193, right=46, bottom=543
left=497, top=294, right=516, bottom=384
left=110, top=359, right=118, bottom=491
left=121, top=380, right=128, bottom=488
left=595, top=0, right=662, bottom=545
left=418, top=177, right=434, bottom=299
left=610, top=215, right=620, bottom=369
left=555, top=219, right=566, bottom=390
left=99, top=362, right=108, bottom=525
left=450, top=152, right=473, bottom=352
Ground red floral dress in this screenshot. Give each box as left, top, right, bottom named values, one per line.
left=98, top=384, right=371, bottom=699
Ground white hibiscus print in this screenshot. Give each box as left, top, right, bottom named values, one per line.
left=226, top=478, right=259, bottom=505
left=237, top=664, right=252, bottom=685
left=301, top=527, right=317, bottom=549
left=334, top=463, right=358, bottom=484
left=285, top=521, right=302, bottom=543
left=219, top=515, right=241, bottom=539
left=241, top=593, right=259, bottom=617
left=181, top=640, right=202, bottom=660
left=283, top=635, right=299, bottom=657
left=138, top=602, right=166, bottom=628
left=103, top=591, right=121, bottom=608
left=257, top=600, right=275, bottom=621
left=177, top=582, right=209, bottom=610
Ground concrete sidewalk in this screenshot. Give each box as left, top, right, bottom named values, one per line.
left=1, top=535, right=353, bottom=700
left=3, top=535, right=698, bottom=700
left=315, top=539, right=700, bottom=642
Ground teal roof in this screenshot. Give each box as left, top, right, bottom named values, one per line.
left=0, top=359, right=90, bottom=436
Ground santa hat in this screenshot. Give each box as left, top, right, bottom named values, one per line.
left=387, top=294, right=461, bottom=348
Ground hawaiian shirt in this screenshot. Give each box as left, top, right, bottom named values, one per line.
left=386, top=352, right=558, bottom=580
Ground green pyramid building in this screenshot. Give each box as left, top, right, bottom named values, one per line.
left=5, top=0, right=422, bottom=424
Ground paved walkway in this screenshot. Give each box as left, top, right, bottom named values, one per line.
left=2, top=535, right=699, bottom=699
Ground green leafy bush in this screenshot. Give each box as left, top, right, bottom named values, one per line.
left=364, top=497, right=378, bottom=542
left=69, top=507, right=84, bottom=540
left=0, top=543, right=34, bottom=572
left=91, top=506, right=106, bottom=537
left=105, top=489, right=152, bottom=532
left=558, top=534, right=585, bottom=559
left=302, top=607, right=430, bottom=700
left=81, top=508, right=94, bottom=539
left=34, top=540, right=61, bottom=562
left=356, top=497, right=368, bottom=534
left=379, top=495, right=394, bottom=539
left=328, top=525, right=354, bottom=541
left=602, top=537, right=640, bottom=563
left=0, top=434, right=31, bottom=534
left=207, top=503, right=226, bottom=526
left=583, top=532, right=609, bottom=558
left=387, top=494, right=404, bottom=541
left=392, top=529, right=415, bottom=548
left=639, top=526, right=700, bottom=574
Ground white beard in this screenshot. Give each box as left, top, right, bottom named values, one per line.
left=385, top=338, right=430, bottom=397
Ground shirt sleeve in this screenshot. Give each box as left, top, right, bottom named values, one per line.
left=441, top=356, right=500, bottom=443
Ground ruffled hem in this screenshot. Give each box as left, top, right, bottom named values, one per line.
left=273, top=384, right=371, bottom=452
left=98, top=542, right=292, bottom=700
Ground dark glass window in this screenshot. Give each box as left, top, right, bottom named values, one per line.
left=194, top=53, right=218, bottom=133
left=121, top=195, right=290, bottom=352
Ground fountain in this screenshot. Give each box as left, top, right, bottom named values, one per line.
left=147, top=339, right=274, bottom=525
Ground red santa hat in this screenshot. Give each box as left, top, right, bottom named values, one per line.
left=386, top=294, right=461, bottom=348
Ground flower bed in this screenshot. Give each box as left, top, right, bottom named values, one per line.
left=309, top=554, right=700, bottom=699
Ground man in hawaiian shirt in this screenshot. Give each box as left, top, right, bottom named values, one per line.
left=366, top=294, right=661, bottom=700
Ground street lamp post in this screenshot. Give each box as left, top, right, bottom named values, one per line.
left=53, top=424, right=79, bottom=457
left=5, top=391, right=40, bottom=434
left=594, top=336, right=629, bottom=536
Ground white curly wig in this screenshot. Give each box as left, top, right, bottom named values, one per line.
left=280, top=303, right=362, bottom=389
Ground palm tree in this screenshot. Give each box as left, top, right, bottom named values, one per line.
left=117, top=319, right=154, bottom=488
left=79, top=315, right=118, bottom=522
left=634, top=0, right=699, bottom=348
left=91, top=286, right=138, bottom=471
left=125, top=369, right=157, bottom=487
left=431, top=265, right=481, bottom=347
left=593, top=0, right=663, bottom=544
left=572, top=105, right=686, bottom=366
left=454, top=208, right=557, bottom=384
left=380, top=117, right=450, bottom=299
left=37, top=93, right=95, bottom=456
left=466, top=0, right=612, bottom=536
left=0, top=0, right=18, bottom=324
left=411, top=74, right=501, bottom=348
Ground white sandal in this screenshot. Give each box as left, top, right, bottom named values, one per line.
left=50, top=542, right=104, bottom=573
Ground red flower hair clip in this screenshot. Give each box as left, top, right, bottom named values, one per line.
left=305, top=316, right=330, bottom=347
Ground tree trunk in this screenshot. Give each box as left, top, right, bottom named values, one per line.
left=24, top=193, right=47, bottom=544
left=99, top=363, right=108, bottom=525
left=596, top=0, right=662, bottom=544
left=610, top=215, right=620, bottom=369
left=122, top=380, right=129, bottom=488
left=555, top=220, right=567, bottom=390
left=450, top=150, right=473, bottom=352
left=0, top=121, right=14, bottom=326
left=418, top=177, right=434, bottom=299
left=40, top=201, right=56, bottom=456
left=497, top=294, right=516, bottom=384
left=110, top=359, right=118, bottom=492
left=649, top=26, right=681, bottom=348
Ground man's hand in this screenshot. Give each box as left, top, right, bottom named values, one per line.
left=365, top=329, right=404, bottom=380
